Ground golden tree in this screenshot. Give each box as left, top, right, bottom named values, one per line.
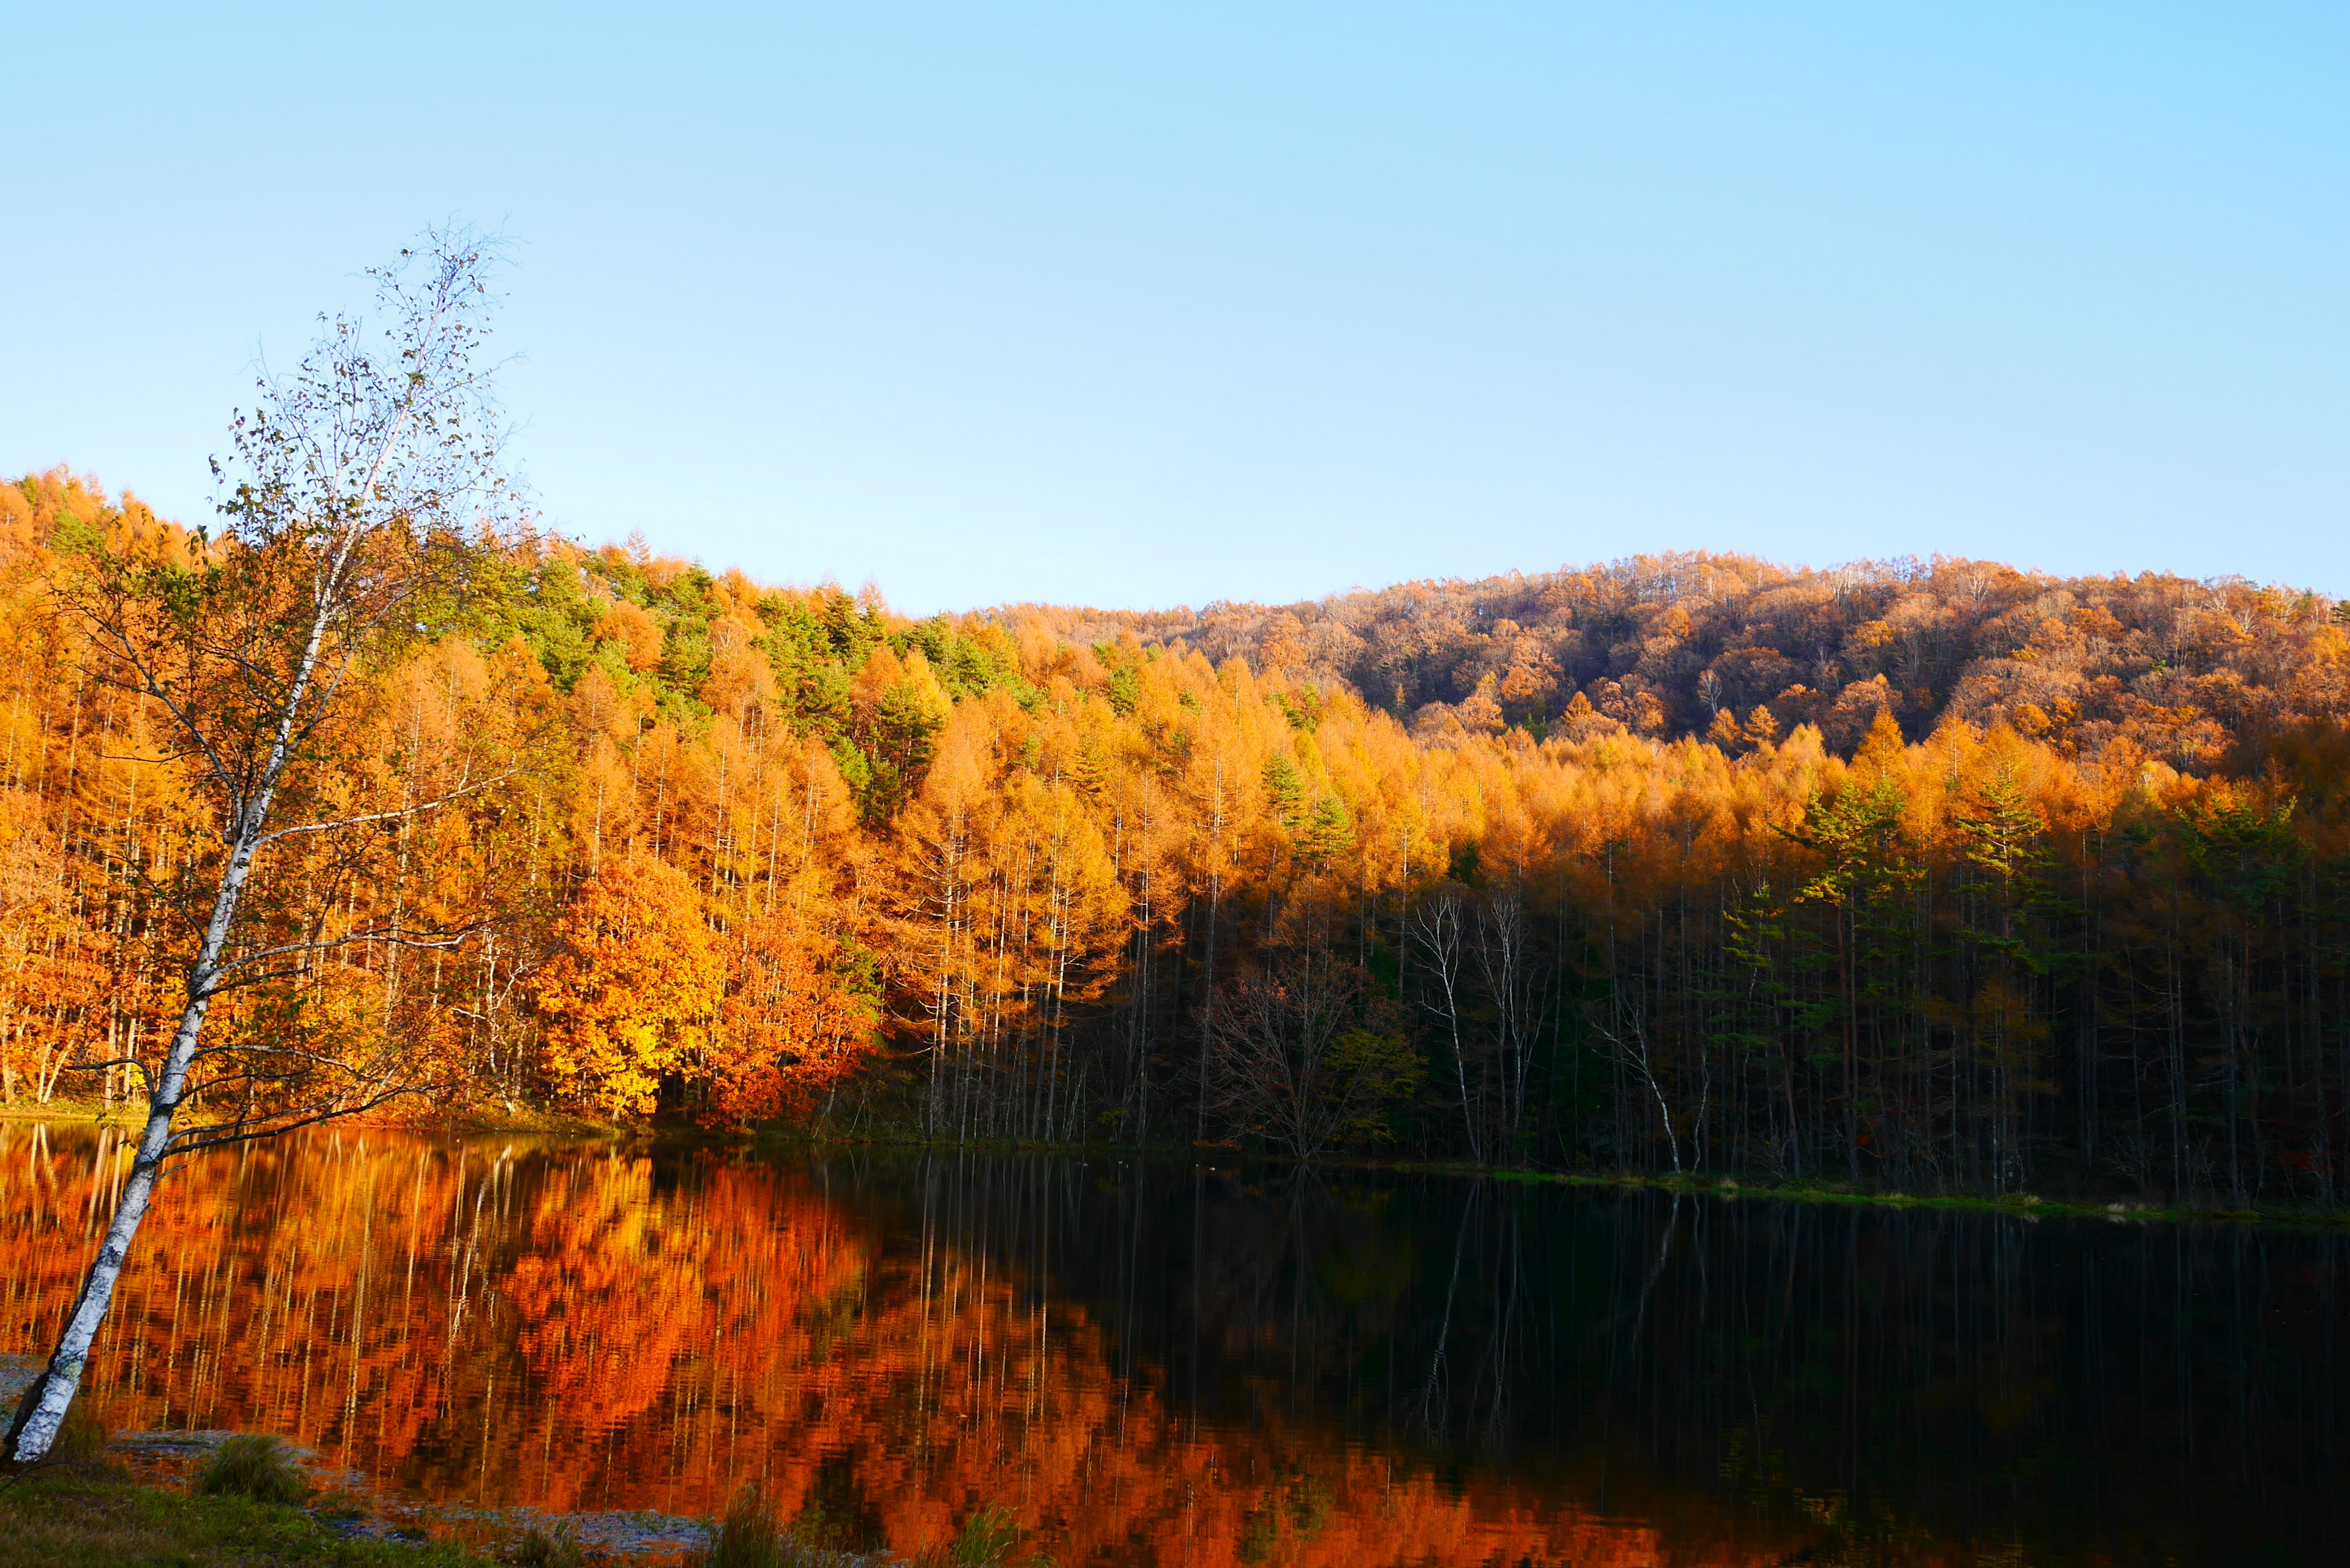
left=535, top=853, right=723, bottom=1116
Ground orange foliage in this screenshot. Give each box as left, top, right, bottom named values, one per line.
left=535, top=855, right=724, bottom=1115
left=2, top=471, right=2349, bottom=1200
left=0, top=1127, right=1856, bottom=1566
left=706, top=909, right=877, bottom=1124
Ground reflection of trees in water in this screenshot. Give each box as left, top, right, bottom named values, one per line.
left=5, top=1127, right=2346, bottom=1566
left=1097, top=1168, right=2350, bottom=1567
left=0, top=1130, right=1663, bottom=1565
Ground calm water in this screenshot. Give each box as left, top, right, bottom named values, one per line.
left=3, top=1124, right=2346, bottom=1566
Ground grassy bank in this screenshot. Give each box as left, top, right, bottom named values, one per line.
left=1452, top=1164, right=2350, bottom=1230
left=23, top=1096, right=2347, bottom=1230
left=0, top=1473, right=494, bottom=1568
left=757, top=1125, right=2350, bottom=1230
left=1, top=1427, right=1005, bottom=1567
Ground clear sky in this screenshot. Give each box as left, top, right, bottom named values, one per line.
left=4, top=4, right=2343, bottom=614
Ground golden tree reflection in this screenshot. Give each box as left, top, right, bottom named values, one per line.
left=2, top=1126, right=1869, bottom=1566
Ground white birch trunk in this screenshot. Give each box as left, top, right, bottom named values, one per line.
left=7, top=602, right=327, bottom=1462
left=8, top=233, right=500, bottom=1465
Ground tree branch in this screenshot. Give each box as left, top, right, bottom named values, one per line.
left=253, top=767, right=515, bottom=848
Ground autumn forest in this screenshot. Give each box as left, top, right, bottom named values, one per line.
left=7, top=466, right=2350, bottom=1209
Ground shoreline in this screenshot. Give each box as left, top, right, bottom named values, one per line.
left=756, top=1130, right=2350, bottom=1231
left=15, top=1099, right=2347, bottom=1231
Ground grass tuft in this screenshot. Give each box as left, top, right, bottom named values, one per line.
left=0, top=1394, right=111, bottom=1474
left=194, top=1433, right=310, bottom=1507
left=698, top=1489, right=785, bottom=1568
left=0, top=1471, right=493, bottom=1567
left=505, top=1523, right=586, bottom=1567
left=45, top=1398, right=113, bottom=1470
left=927, top=1505, right=1019, bottom=1568
left=690, top=1487, right=860, bottom=1568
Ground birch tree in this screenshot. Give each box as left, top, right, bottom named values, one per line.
left=6, top=233, right=514, bottom=1462
left=1411, top=889, right=1480, bottom=1163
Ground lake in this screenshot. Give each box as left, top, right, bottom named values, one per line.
left=3, top=1124, right=2346, bottom=1566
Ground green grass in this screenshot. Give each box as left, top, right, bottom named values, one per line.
left=1407, top=1162, right=2350, bottom=1229
left=689, top=1487, right=865, bottom=1568
left=935, top=1504, right=1019, bottom=1567
left=0, top=1473, right=494, bottom=1568
left=0, top=1447, right=1013, bottom=1567
left=508, top=1521, right=588, bottom=1567
left=732, top=1125, right=2350, bottom=1230
left=194, top=1433, right=311, bottom=1506
left=42, top=1399, right=113, bottom=1468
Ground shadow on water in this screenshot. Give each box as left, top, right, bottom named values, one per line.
left=2, top=1122, right=2344, bottom=1565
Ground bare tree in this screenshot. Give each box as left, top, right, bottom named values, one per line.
left=1410, top=889, right=1481, bottom=1163
left=1595, top=999, right=1707, bottom=1175
left=1471, top=889, right=1548, bottom=1160
left=7, top=233, right=515, bottom=1462
left=1204, top=949, right=1416, bottom=1159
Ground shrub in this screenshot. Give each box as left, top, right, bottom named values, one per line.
left=698, top=1489, right=785, bottom=1568
left=509, top=1522, right=587, bottom=1567
left=912, top=1506, right=1021, bottom=1568
left=692, top=1487, right=860, bottom=1568
left=193, top=1433, right=309, bottom=1506
left=946, top=1506, right=1019, bottom=1567
left=44, top=1398, right=112, bottom=1469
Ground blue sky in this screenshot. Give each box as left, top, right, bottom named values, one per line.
left=4, top=4, right=2343, bottom=614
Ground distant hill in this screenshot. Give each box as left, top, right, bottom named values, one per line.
left=1001, top=552, right=2349, bottom=764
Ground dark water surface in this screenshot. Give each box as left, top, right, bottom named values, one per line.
left=3, top=1124, right=2346, bottom=1566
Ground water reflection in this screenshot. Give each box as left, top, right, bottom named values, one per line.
left=3, top=1124, right=2345, bottom=1566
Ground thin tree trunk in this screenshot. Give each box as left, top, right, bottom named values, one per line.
left=9, top=786, right=264, bottom=1455
left=8, top=584, right=333, bottom=1462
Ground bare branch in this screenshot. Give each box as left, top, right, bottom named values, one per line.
left=211, top=919, right=483, bottom=980
left=253, top=767, right=515, bottom=847
left=164, top=1085, right=440, bottom=1159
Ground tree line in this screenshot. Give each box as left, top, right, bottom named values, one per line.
left=4, top=468, right=2349, bottom=1208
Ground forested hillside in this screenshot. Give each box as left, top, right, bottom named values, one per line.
left=1029, top=551, right=2350, bottom=766
left=8, top=467, right=2350, bottom=1207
